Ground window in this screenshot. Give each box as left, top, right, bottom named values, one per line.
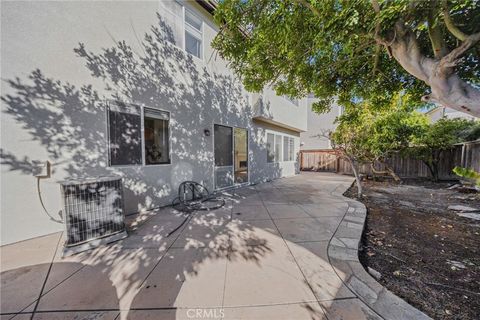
left=267, top=133, right=275, bottom=162
left=184, top=9, right=202, bottom=59
left=144, top=108, right=170, bottom=165
left=107, top=102, right=170, bottom=166
left=283, top=136, right=289, bottom=161
left=283, top=136, right=295, bottom=161
left=108, top=102, right=142, bottom=166
left=274, top=134, right=282, bottom=162
left=266, top=132, right=295, bottom=163
left=288, top=137, right=295, bottom=161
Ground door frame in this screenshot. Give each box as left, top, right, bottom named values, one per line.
left=213, top=123, right=250, bottom=190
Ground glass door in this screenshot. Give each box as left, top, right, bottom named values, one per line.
left=214, top=125, right=234, bottom=189
left=214, top=125, right=249, bottom=189
left=234, top=128, right=248, bottom=184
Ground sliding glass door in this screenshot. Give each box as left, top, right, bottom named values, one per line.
left=214, top=124, right=248, bottom=189
left=234, top=128, right=248, bottom=184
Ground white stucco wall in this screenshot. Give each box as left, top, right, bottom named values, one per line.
left=1, top=0, right=305, bottom=245
left=300, top=97, right=342, bottom=150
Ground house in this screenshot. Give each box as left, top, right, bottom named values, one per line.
left=300, top=95, right=344, bottom=151
left=425, top=106, right=478, bottom=123
left=0, top=0, right=307, bottom=245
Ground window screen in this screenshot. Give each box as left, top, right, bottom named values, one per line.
left=266, top=133, right=275, bottom=163
left=185, top=32, right=201, bottom=58
left=185, top=10, right=202, bottom=58
left=144, top=108, right=170, bottom=165
left=283, top=136, right=289, bottom=162
left=108, top=102, right=142, bottom=166
left=275, top=134, right=282, bottom=162
left=289, top=137, right=295, bottom=161
left=214, top=125, right=233, bottom=166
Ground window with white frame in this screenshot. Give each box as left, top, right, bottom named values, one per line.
left=159, top=2, right=203, bottom=59
left=274, top=134, right=282, bottom=162
left=266, top=133, right=275, bottom=162
left=107, top=102, right=170, bottom=166
left=283, top=136, right=295, bottom=161
left=184, top=9, right=203, bottom=59
left=266, top=132, right=296, bottom=163
left=144, top=108, right=170, bottom=165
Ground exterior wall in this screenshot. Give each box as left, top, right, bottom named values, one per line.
left=0, top=1, right=306, bottom=245
left=300, top=96, right=343, bottom=150
left=253, top=89, right=308, bottom=132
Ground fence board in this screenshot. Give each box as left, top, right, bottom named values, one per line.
left=300, top=140, right=480, bottom=180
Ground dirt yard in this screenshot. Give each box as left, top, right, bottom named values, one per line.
left=345, top=179, right=480, bottom=320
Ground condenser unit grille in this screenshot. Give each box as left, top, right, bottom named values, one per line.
left=60, top=176, right=126, bottom=250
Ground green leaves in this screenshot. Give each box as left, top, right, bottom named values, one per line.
left=331, top=92, right=429, bottom=163
left=213, top=0, right=479, bottom=112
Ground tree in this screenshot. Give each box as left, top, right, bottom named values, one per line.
left=330, top=114, right=371, bottom=198
left=361, top=96, right=428, bottom=181
left=212, top=0, right=480, bottom=116
left=330, top=94, right=427, bottom=196
left=409, top=118, right=479, bottom=181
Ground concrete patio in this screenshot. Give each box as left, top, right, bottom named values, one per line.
left=1, top=172, right=427, bottom=320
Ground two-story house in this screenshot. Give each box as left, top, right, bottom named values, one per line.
left=0, top=0, right=307, bottom=245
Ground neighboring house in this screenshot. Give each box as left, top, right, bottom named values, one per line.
left=0, top=1, right=307, bottom=245
left=300, top=95, right=344, bottom=150
left=426, top=106, right=478, bottom=123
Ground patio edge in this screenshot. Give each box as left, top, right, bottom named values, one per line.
left=327, top=188, right=432, bottom=320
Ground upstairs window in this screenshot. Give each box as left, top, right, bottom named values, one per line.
left=184, top=9, right=203, bottom=59
left=108, top=102, right=142, bottom=166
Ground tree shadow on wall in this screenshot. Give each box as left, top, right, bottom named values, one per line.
left=0, top=13, right=285, bottom=320
left=1, top=14, right=281, bottom=214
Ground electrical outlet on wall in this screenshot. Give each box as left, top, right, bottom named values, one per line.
left=32, top=160, right=50, bottom=177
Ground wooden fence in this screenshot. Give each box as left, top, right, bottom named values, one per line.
left=299, top=140, right=480, bottom=180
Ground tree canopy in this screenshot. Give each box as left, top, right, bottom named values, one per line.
left=212, top=0, right=480, bottom=116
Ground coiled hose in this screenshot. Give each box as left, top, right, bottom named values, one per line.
left=167, top=181, right=225, bottom=237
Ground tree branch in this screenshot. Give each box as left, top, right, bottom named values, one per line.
left=371, top=0, right=393, bottom=65
left=438, top=31, right=480, bottom=74
left=442, top=0, right=468, bottom=41
left=295, top=0, right=321, bottom=17
left=427, top=8, right=448, bottom=59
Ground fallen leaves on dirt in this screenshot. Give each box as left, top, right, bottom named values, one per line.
left=345, top=178, right=480, bottom=320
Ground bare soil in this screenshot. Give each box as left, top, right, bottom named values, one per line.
left=345, top=178, right=480, bottom=320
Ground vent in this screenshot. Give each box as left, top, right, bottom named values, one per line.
left=60, top=176, right=127, bottom=256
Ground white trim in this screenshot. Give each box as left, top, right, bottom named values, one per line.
left=184, top=7, right=204, bottom=60
left=265, top=129, right=297, bottom=163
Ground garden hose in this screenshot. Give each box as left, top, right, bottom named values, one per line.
left=167, top=181, right=225, bottom=237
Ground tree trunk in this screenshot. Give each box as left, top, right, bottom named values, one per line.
left=370, top=161, right=402, bottom=182
left=423, top=160, right=439, bottom=182
left=348, top=157, right=363, bottom=198
left=384, top=22, right=480, bottom=117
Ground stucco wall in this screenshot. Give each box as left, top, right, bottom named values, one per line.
left=300, top=97, right=342, bottom=150
left=0, top=1, right=304, bottom=245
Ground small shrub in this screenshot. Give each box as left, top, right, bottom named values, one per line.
left=453, top=166, right=480, bottom=187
